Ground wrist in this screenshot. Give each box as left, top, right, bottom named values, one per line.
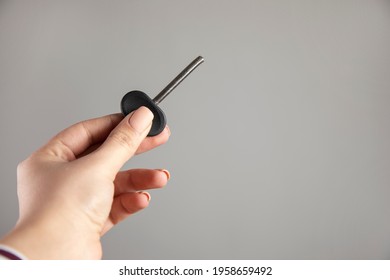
left=1, top=213, right=102, bottom=259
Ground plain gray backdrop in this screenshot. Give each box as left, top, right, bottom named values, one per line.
left=0, top=0, right=389, bottom=259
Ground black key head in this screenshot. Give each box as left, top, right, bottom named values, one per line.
left=120, top=90, right=166, bottom=137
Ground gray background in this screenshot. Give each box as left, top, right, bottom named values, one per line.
left=0, top=0, right=389, bottom=259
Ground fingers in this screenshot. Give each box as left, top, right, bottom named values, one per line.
left=40, top=106, right=170, bottom=181
left=101, top=191, right=151, bottom=234
left=100, top=168, right=170, bottom=235
left=40, top=114, right=123, bottom=161
left=102, top=168, right=170, bottom=235
left=70, top=124, right=170, bottom=159
left=114, top=169, right=170, bottom=196
left=91, top=107, right=154, bottom=174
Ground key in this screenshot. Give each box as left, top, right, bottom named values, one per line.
left=121, top=56, right=204, bottom=136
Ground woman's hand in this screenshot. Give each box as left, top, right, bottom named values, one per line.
left=0, top=106, right=170, bottom=259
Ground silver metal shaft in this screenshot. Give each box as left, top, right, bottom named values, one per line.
left=153, top=56, right=204, bottom=105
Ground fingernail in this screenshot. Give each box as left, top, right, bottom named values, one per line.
left=157, top=169, right=171, bottom=180
left=137, top=191, right=151, bottom=202
left=128, top=106, right=154, bottom=133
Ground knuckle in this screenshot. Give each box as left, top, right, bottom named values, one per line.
left=16, top=160, right=27, bottom=174
left=16, top=154, right=41, bottom=179
left=17, top=156, right=34, bottom=173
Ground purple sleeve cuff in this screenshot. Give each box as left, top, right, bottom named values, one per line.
left=0, top=248, right=22, bottom=260
left=0, top=245, right=26, bottom=260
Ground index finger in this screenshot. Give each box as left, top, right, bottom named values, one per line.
left=40, top=114, right=123, bottom=161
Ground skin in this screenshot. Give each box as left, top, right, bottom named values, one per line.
left=0, top=106, right=170, bottom=259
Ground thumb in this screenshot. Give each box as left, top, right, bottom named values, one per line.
left=91, top=106, right=154, bottom=174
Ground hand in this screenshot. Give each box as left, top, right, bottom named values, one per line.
left=0, top=106, right=170, bottom=259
